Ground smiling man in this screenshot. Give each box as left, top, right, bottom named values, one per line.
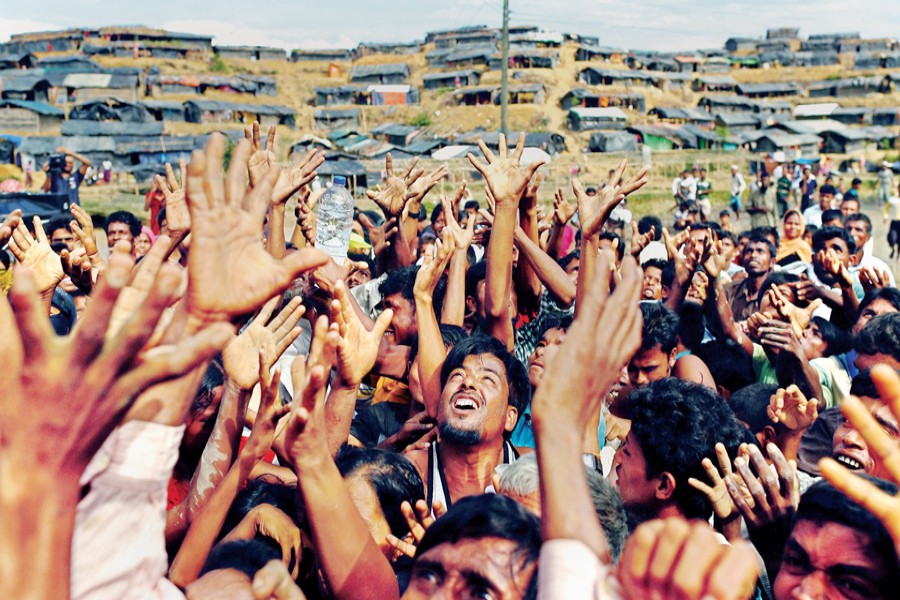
left=405, top=336, right=530, bottom=509
left=725, top=234, right=776, bottom=322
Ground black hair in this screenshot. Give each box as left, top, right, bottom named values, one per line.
left=819, top=184, right=837, bottom=196
left=810, top=315, right=851, bottom=357
left=639, top=302, right=679, bottom=354
left=641, top=258, right=667, bottom=273
left=812, top=226, right=857, bottom=255
left=850, top=369, right=880, bottom=399
left=804, top=224, right=818, bottom=237
left=199, top=538, right=282, bottom=580
left=694, top=340, right=755, bottom=396
left=379, top=265, right=445, bottom=319
left=638, top=215, right=663, bottom=241
left=464, top=200, right=480, bottom=211
left=677, top=301, right=706, bottom=352
left=845, top=212, right=872, bottom=233
left=728, top=383, right=780, bottom=434
left=821, top=209, right=844, bottom=226
left=557, top=249, right=580, bottom=272
left=464, top=261, right=487, bottom=299
left=439, top=335, right=531, bottom=418
left=46, top=216, right=72, bottom=235
left=719, top=229, right=737, bottom=245
left=190, top=358, right=225, bottom=417
left=408, top=324, right=469, bottom=361
left=623, top=379, right=747, bottom=520
left=751, top=226, right=780, bottom=250
left=534, top=315, right=574, bottom=343
left=106, top=210, right=142, bottom=238
left=335, top=446, right=425, bottom=539
left=795, top=478, right=900, bottom=594
left=759, top=271, right=801, bottom=301
left=224, top=477, right=301, bottom=537
left=347, top=252, right=375, bottom=278
left=853, top=313, right=900, bottom=362
left=415, top=494, right=540, bottom=598
left=720, top=209, right=733, bottom=219
left=858, top=287, right=900, bottom=316
left=599, top=231, right=625, bottom=261
left=743, top=233, right=776, bottom=260
left=430, top=203, right=443, bottom=225
left=157, top=206, right=167, bottom=228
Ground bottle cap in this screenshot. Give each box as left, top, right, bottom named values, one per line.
left=333, top=175, right=347, bottom=187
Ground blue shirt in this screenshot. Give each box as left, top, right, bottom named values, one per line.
left=511, top=404, right=607, bottom=451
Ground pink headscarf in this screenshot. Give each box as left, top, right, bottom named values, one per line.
left=140, top=226, right=157, bottom=244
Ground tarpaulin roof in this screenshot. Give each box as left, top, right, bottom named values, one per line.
left=0, top=99, right=64, bottom=116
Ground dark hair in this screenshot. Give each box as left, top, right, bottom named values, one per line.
left=759, top=271, right=800, bottom=301
left=557, top=249, right=580, bottom=272
left=720, top=209, right=733, bottom=219
left=348, top=252, right=375, bottom=277
left=743, top=233, right=776, bottom=260
left=157, top=206, right=167, bottom=228
left=623, top=379, right=747, bottom=520
left=821, top=209, right=843, bottom=226
left=677, top=301, right=706, bottom=352
left=639, top=302, right=679, bottom=354
left=598, top=231, right=625, bottom=261
left=430, top=203, right=443, bottom=225
left=728, top=383, right=779, bottom=434
left=812, top=226, right=856, bottom=255
left=464, top=261, right=487, bottom=299
left=106, top=210, right=142, bottom=238
left=464, top=200, right=480, bottom=212
left=440, top=335, right=531, bottom=418
left=850, top=369, right=880, bottom=399
left=795, top=478, right=900, bottom=593
left=438, top=323, right=469, bottom=348
left=858, top=288, right=900, bottom=317
left=851, top=177, right=862, bottom=186
left=638, top=215, right=663, bottom=241
left=804, top=224, right=818, bottom=237
left=335, top=446, right=425, bottom=539
left=819, top=184, right=837, bottom=196
left=810, top=315, right=851, bottom=356
left=845, top=212, right=872, bottom=234
left=224, top=477, right=300, bottom=537
left=415, top=494, right=540, bottom=597
left=751, top=226, right=780, bottom=249
left=853, top=313, right=900, bottom=361
left=199, top=538, right=282, bottom=579
left=534, top=315, right=574, bottom=343
left=379, top=265, right=445, bottom=319
left=47, top=216, right=71, bottom=235
left=641, top=258, right=667, bottom=273
left=694, top=340, right=755, bottom=396
left=190, top=358, right=225, bottom=417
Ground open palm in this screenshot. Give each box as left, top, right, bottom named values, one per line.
left=467, top=133, right=543, bottom=205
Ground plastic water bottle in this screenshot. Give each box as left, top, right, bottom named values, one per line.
left=315, top=175, right=354, bottom=265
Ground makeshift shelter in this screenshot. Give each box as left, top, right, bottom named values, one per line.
left=793, top=103, right=839, bottom=120
left=699, top=56, right=731, bottom=73
left=819, top=129, right=870, bottom=154
left=370, top=124, right=420, bottom=146
left=873, top=108, right=900, bottom=127
left=692, top=75, right=738, bottom=93
left=674, top=124, right=724, bottom=150
left=362, top=85, right=419, bottom=106
left=567, top=107, right=628, bottom=131
left=588, top=131, right=637, bottom=152
left=736, top=82, right=802, bottom=99
left=214, top=46, right=285, bottom=61
left=313, top=108, right=360, bottom=130
left=714, top=112, right=761, bottom=134
left=69, top=97, right=152, bottom=122
left=746, top=129, right=822, bottom=155
left=290, top=49, right=353, bottom=62
left=349, top=63, right=409, bottom=85
left=0, top=100, right=64, bottom=132
left=559, top=89, right=645, bottom=112
left=36, top=55, right=101, bottom=71
left=725, top=38, right=760, bottom=52
left=422, top=70, right=481, bottom=90
left=56, top=72, right=141, bottom=103
left=402, top=139, right=446, bottom=156
left=698, top=95, right=759, bottom=113
left=61, top=121, right=164, bottom=137
left=830, top=107, right=872, bottom=125
left=0, top=71, right=51, bottom=102
left=807, top=76, right=883, bottom=98
left=355, top=42, right=421, bottom=57
left=454, top=132, right=566, bottom=156
left=578, top=67, right=653, bottom=87
left=489, top=46, right=559, bottom=69
left=183, top=100, right=296, bottom=127
left=442, top=45, right=496, bottom=68
left=575, top=45, right=626, bottom=62
left=140, top=100, right=186, bottom=122
left=18, top=135, right=117, bottom=167
left=792, top=51, right=839, bottom=67
left=315, top=158, right=368, bottom=192
left=649, top=107, right=715, bottom=126
left=314, top=86, right=363, bottom=106
left=626, top=125, right=684, bottom=151
left=0, top=52, right=36, bottom=69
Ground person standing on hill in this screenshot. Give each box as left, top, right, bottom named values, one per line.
left=730, top=164, right=746, bottom=219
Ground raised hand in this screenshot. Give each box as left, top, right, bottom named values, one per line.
left=725, top=443, right=799, bottom=530
left=8, top=216, right=64, bottom=296
left=222, top=296, right=306, bottom=390
left=385, top=499, right=446, bottom=559
left=466, top=133, right=544, bottom=205
left=617, top=518, right=759, bottom=600
left=69, top=204, right=103, bottom=269
left=441, top=194, right=475, bottom=252
left=662, top=228, right=693, bottom=287
left=295, top=187, right=320, bottom=246
left=156, top=159, right=190, bottom=237
left=688, top=442, right=740, bottom=523
left=768, top=283, right=821, bottom=338
left=0, top=209, right=21, bottom=247
left=331, top=280, right=392, bottom=387
left=553, top=188, right=577, bottom=225
left=859, top=265, right=891, bottom=293
left=521, top=171, right=542, bottom=214
left=366, top=153, right=425, bottom=217
left=59, top=247, right=94, bottom=294
left=243, top=349, right=292, bottom=460
left=271, top=149, right=326, bottom=206
left=251, top=560, right=307, bottom=600
left=629, top=221, right=654, bottom=258
left=358, top=212, right=398, bottom=255
left=407, top=164, right=449, bottom=209
left=700, top=235, right=723, bottom=281
left=768, top=385, right=819, bottom=432
left=245, top=122, right=278, bottom=188
left=573, top=160, right=648, bottom=239
left=184, top=134, right=328, bottom=321
left=818, top=248, right=853, bottom=288
left=819, top=364, right=900, bottom=554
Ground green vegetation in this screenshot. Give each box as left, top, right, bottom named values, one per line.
left=210, top=55, right=229, bottom=73
left=409, top=113, right=433, bottom=127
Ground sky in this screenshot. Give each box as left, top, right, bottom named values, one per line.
left=1, top=0, right=899, bottom=52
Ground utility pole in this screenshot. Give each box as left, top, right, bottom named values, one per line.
left=500, top=0, right=510, bottom=136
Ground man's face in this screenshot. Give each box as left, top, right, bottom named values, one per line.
left=564, top=257, right=579, bottom=286
left=820, top=192, right=834, bottom=210
left=382, top=292, right=416, bottom=346
left=403, top=537, right=536, bottom=600
left=735, top=237, right=749, bottom=265
left=346, top=473, right=393, bottom=558
left=627, top=345, right=674, bottom=388
left=688, top=228, right=710, bottom=256
left=741, top=241, right=773, bottom=277
left=433, top=212, right=447, bottom=237
left=614, top=433, right=660, bottom=518
left=720, top=236, right=735, bottom=260
left=346, top=264, right=372, bottom=289
left=50, top=227, right=76, bottom=252
left=63, top=155, right=75, bottom=174
left=438, top=353, right=516, bottom=445
left=853, top=298, right=899, bottom=336
left=813, top=237, right=851, bottom=285
left=845, top=219, right=870, bottom=251
left=106, top=221, right=133, bottom=248
left=641, top=266, right=663, bottom=301
left=527, top=327, right=566, bottom=387
left=832, top=395, right=899, bottom=480
left=842, top=200, right=861, bottom=219
left=773, top=520, right=892, bottom=600
left=800, top=320, right=828, bottom=360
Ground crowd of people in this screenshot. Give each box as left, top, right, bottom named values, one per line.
left=2, top=122, right=900, bottom=600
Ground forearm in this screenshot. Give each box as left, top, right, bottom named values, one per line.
left=534, top=421, right=610, bottom=562
left=714, top=282, right=753, bottom=356
left=389, top=218, right=414, bottom=269
left=290, top=221, right=307, bottom=248
left=515, top=227, right=575, bottom=307
left=414, top=295, right=448, bottom=417
left=292, top=452, right=400, bottom=600
left=547, top=222, right=566, bottom=260
left=441, top=251, right=467, bottom=326
left=68, top=150, right=91, bottom=166
left=515, top=208, right=543, bottom=308
left=485, top=205, right=516, bottom=321
left=266, top=205, right=286, bottom=259
left=840, top=280, right=859, bottom=324
left=324, top=381, right=361, bottom=457
left=575, top=236, right=599, bottom=318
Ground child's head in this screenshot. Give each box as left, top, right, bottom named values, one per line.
left=719, top=209, right=732, bottom=224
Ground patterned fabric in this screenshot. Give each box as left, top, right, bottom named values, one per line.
left=514, top=290, right=574, bottom=364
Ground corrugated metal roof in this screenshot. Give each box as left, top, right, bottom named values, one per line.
left=61, top=121, right=164, bottom=136
left=0, top=99, right=64, bottom=116
left=349, top=63, right=410, bottom=78
left=570, top=107, right=628, bottom=120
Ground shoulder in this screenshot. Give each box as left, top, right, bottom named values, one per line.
left=404, top=447, right=429, bottom=478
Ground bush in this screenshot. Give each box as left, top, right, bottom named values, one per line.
left=409, top=113, right=432, bottom=127
left=210, top=55, right=228, bottom=73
